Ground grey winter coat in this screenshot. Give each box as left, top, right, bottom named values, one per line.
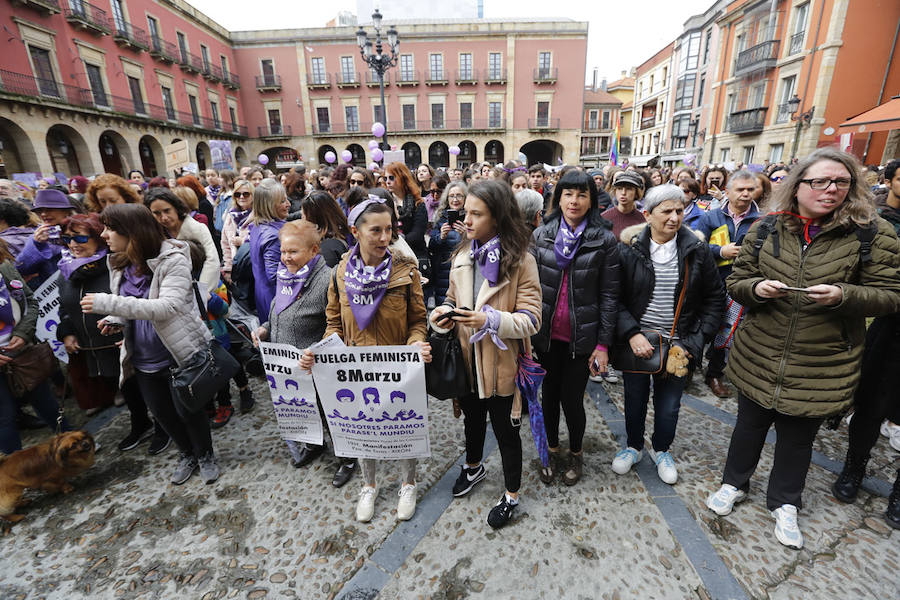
left=262, top=258, right=331, bottom=350
left=92, top=239, right=211, bottom=381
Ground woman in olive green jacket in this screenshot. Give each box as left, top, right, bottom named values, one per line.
left=706, top=148, right=900, bottom=550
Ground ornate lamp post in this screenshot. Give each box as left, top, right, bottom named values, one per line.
left=788, top=94, right=815, bottom=162
left=357, top=10, right=398, bottom=150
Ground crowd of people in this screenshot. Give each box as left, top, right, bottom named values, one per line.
left=0, top=149, right=898, bottom=545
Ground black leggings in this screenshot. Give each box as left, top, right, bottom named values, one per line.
left=539, top=340, right=590, bottom=453
left=213, top=365, right=250, bottom=407
left=134, top=368, right=213, bottom=458
left=459, top=393, right=522, bottom=493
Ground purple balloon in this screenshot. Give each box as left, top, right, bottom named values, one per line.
left=371, top=148, right=384, bottom=162
left=341, top=150, right=353, bottom=163
left=448, top=145, right=460, bottom=156
left=372, top=122, right=385, bottom=138
left=368, top=140, right=380, bottom=150
left=324, top=151, right=337, bottom=164
left=369, top=162, right=380, bottom=170
left=257, top=154, right=269, bottom=165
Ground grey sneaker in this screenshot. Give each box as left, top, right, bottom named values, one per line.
left=171, top=453, right=197, bottom=485
left=198, top=452, right=220, bottom=484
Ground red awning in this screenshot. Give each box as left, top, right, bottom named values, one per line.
left=839, top=96, right=900, bottom=133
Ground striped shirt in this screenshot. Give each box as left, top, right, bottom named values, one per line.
left=640, top=242, right=679, bottom=335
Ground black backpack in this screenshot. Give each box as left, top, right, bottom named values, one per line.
left=751, top=213, right=877, bottom=264
left=230, top=243, right=255, bottom=312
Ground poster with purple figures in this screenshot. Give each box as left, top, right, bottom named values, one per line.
left=312, top=346, right=430, bottom=460
left=259, top=342, right=323, bottom=445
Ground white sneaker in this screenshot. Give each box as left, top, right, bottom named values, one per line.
left=772, top=504, right=803, bottom=549
left=611, top=447, right=642, bottom=475
left=356, top=486, right=376, bottom=522
left=653, top=450, right=678, bottom=484
left=706, top=484, right=747, bottom=516
left=397, top=483, right=417, bottom=520
left=602, top=371, right=619, bottom=384
left=589, top=374, right=604, bottom=383
left=889, top=425, right=900, bottom=452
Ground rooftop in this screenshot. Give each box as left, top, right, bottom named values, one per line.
left=583, top=88, right=622, bottom=105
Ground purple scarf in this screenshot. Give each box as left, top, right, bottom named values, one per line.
left=231, top=208, right=251, bottom=229
left=344, top=244, right=392, bottom=331
left=57, top=247, right=108, bottom=280
left=120, top=264, right=151, bottom=298
left=0, top=274, right=16, bottom=341
left=274, top=255, right=321, bottom=315
left=470, top=236, right=501, bottom=286
left=553, top=218, right=586, bottom=270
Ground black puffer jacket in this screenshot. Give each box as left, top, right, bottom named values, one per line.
left=616, top=224, right=725, bottom=365
left=531, top=213, right=621, bottom=354
left=56, top=258, right=123, bottom=379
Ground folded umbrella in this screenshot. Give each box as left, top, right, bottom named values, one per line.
left=515, top=349, right=549, bottom=467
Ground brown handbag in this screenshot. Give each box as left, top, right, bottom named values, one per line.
left=4, top=342, right=57, bottom=397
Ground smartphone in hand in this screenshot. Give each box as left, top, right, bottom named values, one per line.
left=447, top=209, right=460, bottom=226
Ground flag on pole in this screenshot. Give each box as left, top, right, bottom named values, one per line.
left=610, top=119, right=620, bottom=166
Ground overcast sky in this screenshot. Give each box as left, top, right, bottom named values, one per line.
left=185, top=0, right=715, bottom=83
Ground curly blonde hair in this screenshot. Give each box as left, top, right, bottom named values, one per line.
left=85, top=174, right=140, bottom=212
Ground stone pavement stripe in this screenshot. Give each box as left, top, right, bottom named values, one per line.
left=82, top=405, right=125, bottom=435
left=336, top=429, right=499, bottom=600
left=680, top=393, right=894, bottom=499
left=589, top=383, right=749, bottom=600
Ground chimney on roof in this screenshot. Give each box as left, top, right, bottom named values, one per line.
left=621, top=70, right=626, bottom=78
left=592, top=68, right=598, bottom=92
left=601, top=78, right=607, bottom=92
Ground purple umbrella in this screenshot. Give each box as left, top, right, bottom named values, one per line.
left=516, top=350, right=549, bottom=467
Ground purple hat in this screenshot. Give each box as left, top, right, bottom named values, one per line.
left=32, top=189, right=73, bottom=211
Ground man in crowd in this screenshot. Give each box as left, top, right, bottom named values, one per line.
left=529, top=164, right=553, bottom=208
left=600, top=171, right=646, bottom=239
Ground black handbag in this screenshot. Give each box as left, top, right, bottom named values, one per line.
left=169, top=284, right=240, bottom=413
left=425, top=328, right=470, bottom=400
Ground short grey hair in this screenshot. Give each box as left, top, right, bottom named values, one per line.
left=515, top=189, right=544, bottom=222
left=727, top=169, right=757, bottom=188
left=642, top=183, right=685, bottom=213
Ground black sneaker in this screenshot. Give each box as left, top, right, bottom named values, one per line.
left=452, top=464, right=486, bottom=497
left=487, top=495, right=517, bottom=529
left=117, top=426, right=153, bottom=451
left=148, top=433, right=172, bottom=456
left=239, top=388, right=255, bottom=413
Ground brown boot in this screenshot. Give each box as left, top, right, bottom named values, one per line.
left=705, top=376, right=732, bottom=398
left=563, top=453, right=583, bottom=486
left=540, top=450, right=559, bottom=484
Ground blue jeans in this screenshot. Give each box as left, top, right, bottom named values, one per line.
left=0, top=374, right=72, bottom=454
left=622, top=372, right=687, bottom=453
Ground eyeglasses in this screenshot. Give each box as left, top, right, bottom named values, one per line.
left=62, top=234, right=90, bottom=244
left=386, top=175, right=396, bottom=181
left=770, top=175, right=786, bottom=182
left=234, top=191, right=252, bottom=199
left=349, top=179, right=365, bottom=185
left=448, top=193, right=465, bottom=200
left=800, top=178, right=853, bottom=190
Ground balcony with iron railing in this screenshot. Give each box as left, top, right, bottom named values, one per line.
left=0, top=68, right=248, bottom=136
left=533, top=67, right=558, bottom=84
left=365, top=71, right=390, bottom=87
left=529, top=118, right=560, bottom=131
left=64, top=2, right=109, bottom=35
left=258, top=124, right=292, bottom=138
left=728, top=106, right=768, bottom=134
left=484, top=68, right=507, bottom=85
left=110, top=19, right=149, bottom=51
left=256, top=74, right=281, bottom=92
left=789, top=31, right=805, bottom=56
left=179, top=50, right=203, bottom=74
left=582, top=121, right=613, bottom=133
left=311, top=118, right=506, bottom=136
left=426, top=70, right=448, bottom=86
left=307, top=73, right=331, bottom=90
left=336, top=71, right=360, bottom=88
left=734, top=39, right=780, bottom=77
left=13, top=0, right=60, bottom=15
left=202, top=62, right=223, bottom=82
left=395, top=70, right=420, bottom=87
left=454, top=70, right=477, bottom=85
left=640, top=116, right=658, bottom=130
left=775, top=102, right=794, bottom=124
left=149, top=36, right=177, bottom=63
left=223, top=71, right=240, bottom=90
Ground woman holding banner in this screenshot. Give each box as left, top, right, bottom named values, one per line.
left=430, top=180, right=542, bottom=529
left=300, top=198, right=430, bottom=523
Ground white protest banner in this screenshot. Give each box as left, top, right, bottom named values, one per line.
left=312, top=345, right=430, bottom=460
left=259, top=342, right=323, bottom=445
left=34, top=277, right=68, bottom=363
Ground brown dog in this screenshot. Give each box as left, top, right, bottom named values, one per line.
left=0, top=431, right=96, bottom=522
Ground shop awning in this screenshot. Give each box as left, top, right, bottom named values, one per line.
left=839, top=96, right=900, bottom=133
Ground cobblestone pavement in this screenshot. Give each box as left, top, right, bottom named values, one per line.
left=1, top=373, right=897, bottom=600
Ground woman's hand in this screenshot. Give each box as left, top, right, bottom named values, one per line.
left=4, top=336, right=25, bottom=353
left=253, top=326, right=267, bottom=347
left=33, top=224, right=52, bottom=244
left=806, top=284, right=843, bottom=306
left=80, top=293, right=96, bottom=313
left=430, top=306, right=454, bottom=329
left=97, top=319, right=123, bottom=336
left=63, top=335, right=80, bottom=354
left=450, top=308, right=487, bottom=330
left=440, top=223, right=451, bottom=239
left=298, top=349, right=315, bottom=372
left=411, top=340, right=432, bottom=363
left=588, top=348, right=608, bottom=376
left=755, top=280, right=790, bottom=299
left=452, top=222, right=467, bottom=235
left=629, top=333, right=654, bottom=359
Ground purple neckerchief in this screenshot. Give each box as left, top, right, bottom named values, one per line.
left=120, top=264, right=151, bottom=298
left=274, top=255, right=320, bottom=314
left=470, top=236, right=501, bottom=286
left=57, top=247, right=108, bottom=280
left=230, top=208, right=251, bottom=229
left=469, top=305, right=507, bottom=350
left=207, top=185, right=221, bottom=202
left=553, top=218, right=587, bottom=270
left=344, top=244, right=392, bottom=331
left=0, top=273, right=16, bottom=340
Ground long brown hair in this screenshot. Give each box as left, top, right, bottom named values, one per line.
left=452, top=180, right=531, bottom=282
left=85, top=174, right=141, bottom=212
left=100, top=204, right=166, bottom=275
left=769, top=147, right=875, bottom=232
left=301, top=191, right=351, bottom=241
left=386, top=162, right=423, bottom=205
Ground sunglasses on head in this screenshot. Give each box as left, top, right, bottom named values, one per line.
left=234, top=191, right=252, bottom=199
left=62, top=234, right=90, bottom=245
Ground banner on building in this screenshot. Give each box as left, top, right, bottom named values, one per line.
left=311, top=345, right=430, bottom=460
left=259, top=342, right=323, bottom=445
left=209, top=140, right=233, bottom=171
left=34, top=277, right=68, bottom=363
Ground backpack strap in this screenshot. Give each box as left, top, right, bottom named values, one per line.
left=751, top=214, right=779, bottom=259
left=855, top=221, right=877, bottom=264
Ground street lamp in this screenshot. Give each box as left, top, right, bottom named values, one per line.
left=788, top=94, right=815, bottom=162
left=652, top=131, right=660, bottom=153
left=357, top=9, right=399, bottom=151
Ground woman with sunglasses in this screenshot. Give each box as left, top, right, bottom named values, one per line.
left=221, top=180, right=253, bottom=284
left=349, top=168, right=374, bottom=190
left=706, top=148, right=900, bottom=549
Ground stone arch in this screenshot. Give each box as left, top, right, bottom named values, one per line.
left=46, top=124, right=94, bottom=176
left=346, top=143, right=366, bottom=167
left=428, top=141, right=449, bottom=169
left=457, top=140, right=477, bottom=168
left=318, top=144, right=337, bottom=166
left=0, top=117, right=40, bottom=176
left=519, top=139, right=564, bottom=167
left=138, top=135, right=165, bottom=178
left=234, top=146, right=248, bottom=167
left=196, top=141, right=211, bottom=172
left=401, top=142, right=421, bottom=170
left=484, top=140, right=504, bottom=165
